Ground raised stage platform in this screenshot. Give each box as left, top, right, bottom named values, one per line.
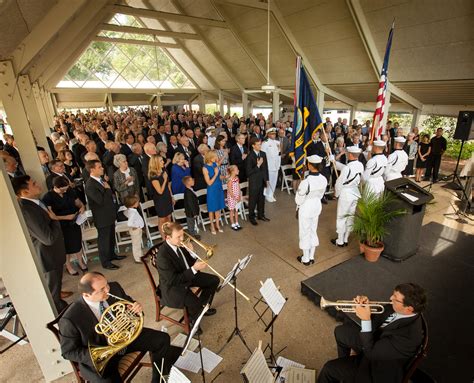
left=301, top=222, right=474, bottom=383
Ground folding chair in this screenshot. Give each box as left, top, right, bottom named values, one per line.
left=195, top=189, right=210, bottom=230
left=171, top=193, right=188, bottom=229
left=140, top=200, right=161, bottom=247
left=239, top=181, right=249, bottom=220
left=402, top=314, right=429, bottom=383
left=280, top=164, right=293, bottom=194
left=80, top=210, right=98, bottom=258
left=46, top=305, right=146, bottom=383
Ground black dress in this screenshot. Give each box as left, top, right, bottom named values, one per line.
left=42, top=189, right=82, bottom=254
left=416, top=143, right=430, bottom=169
left=151, top=172, right=173, bottom=218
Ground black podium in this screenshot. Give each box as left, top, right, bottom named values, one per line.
left=383, top=178, right=434, bottom=261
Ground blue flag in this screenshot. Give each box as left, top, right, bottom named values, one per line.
left=292, top=57, right=323, bottom=179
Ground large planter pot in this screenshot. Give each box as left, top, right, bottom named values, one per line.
left=363, top=242, right=384, bottom=262
left=359, top=242, right=365, bottom=255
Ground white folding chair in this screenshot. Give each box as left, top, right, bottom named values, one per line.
left=195, top=189, right=210, bottom=230
left=81, top=210, right=98, bottom=257
left=140, top=200, right=161, bottom=247
left=280, top=165, right=293, bottom=194
left=171, top=193, right=188, bottom=229
left=239, top=181, right=249, bottom=220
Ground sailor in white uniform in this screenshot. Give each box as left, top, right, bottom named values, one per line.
left=384, top=136, right=409, bottom=181
left=261, top=128, right=281, bottom=202
left=295, top=155, right=328, bottom=266
left=362, top=140, right=388, bottom=197
left=332, top=146, right=364, bottom=247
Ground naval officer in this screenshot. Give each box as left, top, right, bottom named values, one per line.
left=362, top=140, right=388, bottom=197
left=384, top=136, right=409, bottom=181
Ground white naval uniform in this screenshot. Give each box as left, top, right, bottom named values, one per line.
left=384, top=149, right=409, bottom=181
left=261, top=138, right=281, bottom=201
left=335, top=160, right=364, bottom=245
left=362, top=153, right=388, bottom=197
left=295, top=172, right=328, bottom=262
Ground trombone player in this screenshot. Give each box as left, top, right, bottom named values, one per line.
left=318, top=283, right=427, bottom=383
left=155, top=222, right=220, bottom=333
left=58, top=272, right=181, bottom=383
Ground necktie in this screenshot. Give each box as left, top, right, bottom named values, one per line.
left=256, top=152, right=260, bottom=159
left=240, top=146, right=244, bottom=154
left=177, top=247, right=190, bottom=269
left=38, top=200, right=49, bottom=212
left=99, top=301, right=106, bottom=317
left=380, top=313, right=396, bottom=328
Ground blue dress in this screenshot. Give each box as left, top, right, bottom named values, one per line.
left=204, top=163, right=225, bottom=213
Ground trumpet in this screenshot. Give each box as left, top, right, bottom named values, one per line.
left=180, top=233, right=250, bottom=301
left=320, top=296, right=391, bottom=314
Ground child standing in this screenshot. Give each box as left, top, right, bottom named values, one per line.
left=183, top=176, right=201, bottom=240
left=226, top=165, right=242, bottom=231
left=123, top=195, right=144, bottom=263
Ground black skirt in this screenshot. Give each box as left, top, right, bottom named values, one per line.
left=62, top=222, right=82, bottom=254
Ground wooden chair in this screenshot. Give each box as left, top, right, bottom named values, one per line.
left=141, top=244, right=192, bottom=334
left=46, top=305, right=146, bottom=383
left=402, top=314, right=429, bottom=383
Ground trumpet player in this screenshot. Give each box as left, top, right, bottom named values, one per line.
left=318, top=283, right=427, bottom=383
left=58, top=272, right=181, bottom=383
left=155, top=222, right=220, bottom=332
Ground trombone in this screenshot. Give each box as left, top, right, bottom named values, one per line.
left=320, top=296, right=391, bottom=314
left=181, top=233, right=250, bottom=301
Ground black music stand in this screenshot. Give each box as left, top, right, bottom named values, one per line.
left=217, top=255, right=252, bottom=355
left=253, top=279, right=288, bottom=365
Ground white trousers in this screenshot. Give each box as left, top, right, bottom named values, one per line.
left=129, top=227, right=143, bottom=262
left=264, top=170, right=279, bottom=200
left=336, top=194, right=359, bottom=245
left=365, top=177, right=385, bottom=197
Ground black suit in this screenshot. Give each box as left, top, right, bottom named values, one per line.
left=167, top=145, right=179, bottom=161
left=128, top=153, right=145, bottom=201
left=120, top=143, right=132, bottom=157
left=141, top=154, right=152, bottom=198
left=230, top=144, right=248, bottom=181
left=85, top=178, right=117, bottom=267
left=155, top=242, right=219, bottom=321
left=59, top=282, right=179, bottom=383
left=18, top=199, right=67, bottom=312
left=318, top=309, right=423, bottom=383
left=191, top=154, right=206, bottom=190
left=176, top=144, right=195, bottom=163
left=246, top=150, right=269, bottom=220
left=72, top=143, right=87, bottom=168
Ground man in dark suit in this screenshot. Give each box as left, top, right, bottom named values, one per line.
left=230, top=133, right=248, bottom=181
left=84, top=160, right=124, bottom=270
left=166, top=135, right=180, bottom=161
left=59, top=272, right=181, bottom=383
left=177, top=135, right=196, bottom=163
left=120, top=133, right=134, bottom=157
left=142, top=143, right=157, bottom=199
left=246, top=138, right=270, bottom=225
left=318, top=283, right=427, bottom=383
left=12, top=175, right=68, bottom=312
left=191, top=145, right=208, bottom=190
left=155, top=223, right=219, bottom=329
left=128, top=143, right=145, bottom=201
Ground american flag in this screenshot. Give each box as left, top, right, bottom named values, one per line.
left=370, top=21, right=395, bottom=141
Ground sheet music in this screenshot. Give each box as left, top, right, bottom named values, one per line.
left=174, top=351, right=201, bottom=373
left=276, top=356, right=305, bottom=380
left=168, top=366, right=191, bottom=383
left=260, top=278, right=286, bottom=315
left=285, top=367, right=316, bottom=383
left=171, top=333, right=198, bottom=352
left=201, top=348, right=223, bottom=373
left=75, top=212, right=88, bottom=225
left=221, top=254, right=252, bottom=290
left=182, top=304, right=209, bottom=355
left=401, top=192, right=419, bottom=202
left=240, top=347, right=274, bottom=383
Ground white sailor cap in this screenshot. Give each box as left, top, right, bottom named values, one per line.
left=307, top=154, right=323, bottom=164
left=265, top=127, right=277, bottom=135
left=205, top=126, right=216, bottom=133
left=373, top=140, right=386, bottom=147
left=394, top=137, right=406, bottom=144
left=347, top=146, right=362, bottom=154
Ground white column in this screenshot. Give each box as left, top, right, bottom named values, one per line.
left=218, top=91, right=225, bottom=116
left=107, top=93, right=114, bottom=113
left=156, top=95, right=162, bottom=113
left=44, top=90, right=57, bottom=121
left=316, top=90, right=325, bottom=114
left=51, top=93, right=59, bottom=116
left=0, top=162, right=73, bottom=381
left=226, top=100, right=231, bottom=115
left=349, top=105, right=356, bottom=124
left=242, top=92, right=249, bottom=118
left=0, top=61, right=46, bottom=186
left=38, top=86, right=54, bottom=129
left=18, top=76, right=51, bottom=157
left=272, top=91, right=280, bottom=122
left=411, top=108, right=422, bottom=130
left=199, top=93, right=205, bottom=113
left=249, top=101, right=254, bottom=116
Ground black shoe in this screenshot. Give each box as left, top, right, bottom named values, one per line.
left=310, top=259, right=315, bottom=265
left=258, top=216, right=270, bottom=222
left=113, top=255, right=126, bottom=260
left=103, top=263, right=120, bottom=270
left=250, top=218, right=258, bottom=226
left=297, top=255, right=311, bottom=266
left=231, top=226, right=239, bottom=231
left=344, top=242, right=348, bottom=247
left=321, top=198, right=328, bottom=205
left=204, top=308, right=217, bottom=316
left=66, top=269, right=79, bottom=276
left=331, top=238, right=345, bottom=247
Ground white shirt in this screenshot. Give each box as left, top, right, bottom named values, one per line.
left=166, top=240, right=197, bottom=274
left=121, top=168, right=134, bottom=186
left=21, top=197, right=48, bottom=212
left=90, top=175, right=103, bottom=185
left=124, top=208, right=144, bottom=229
left=83, top=297, right=109, bottom=321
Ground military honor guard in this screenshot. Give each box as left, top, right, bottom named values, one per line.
left=261, top=128, right=281, bottom=202
left=385, top=136, right=409, bottom=181
left=362, top=140, right=388, bottom=197
left=295, top=155, right=328, bottom=266
left=332, top=146, right=364, bottom=247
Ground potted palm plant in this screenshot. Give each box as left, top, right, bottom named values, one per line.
left=351, top=186, right=406, bottom=262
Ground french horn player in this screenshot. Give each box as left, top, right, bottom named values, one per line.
left=58, top=272, right=181, bottom=383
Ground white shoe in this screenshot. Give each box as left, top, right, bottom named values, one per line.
left=266, top=197, right=276, bottom=203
